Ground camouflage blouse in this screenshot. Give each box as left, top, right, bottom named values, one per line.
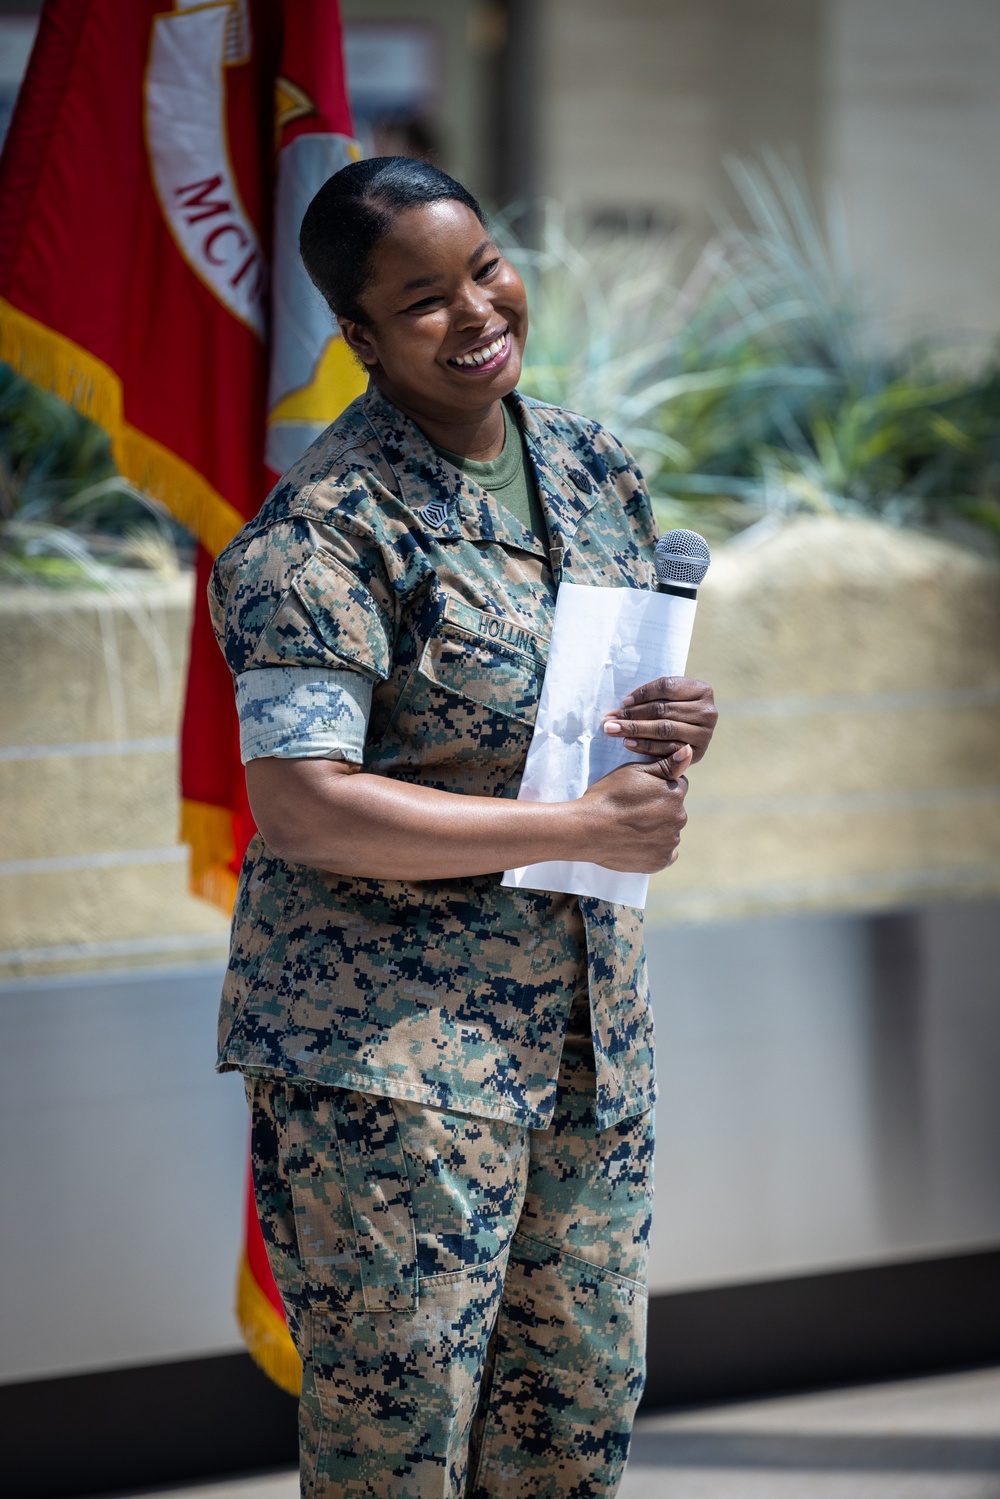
left=210, top=385, right=659, bottom=1129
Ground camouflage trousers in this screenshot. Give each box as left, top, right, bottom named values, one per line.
left=246, top=989, right=654, bottom=1499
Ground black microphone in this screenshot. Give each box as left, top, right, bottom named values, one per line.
left=654, top=528, right=711, bottom=599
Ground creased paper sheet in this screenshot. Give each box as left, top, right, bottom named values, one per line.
left=502, top=583, right=696, bottom=907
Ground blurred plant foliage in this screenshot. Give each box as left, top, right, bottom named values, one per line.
left=0, top=361, right=185, bottom=586
left=503, top=155, right=1000, bottom=547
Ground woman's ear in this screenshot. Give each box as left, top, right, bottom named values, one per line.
left=338, top=316, right=378, bottom=368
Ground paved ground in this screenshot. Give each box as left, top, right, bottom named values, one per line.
left=122, top=1365, right=1000, bottom=1499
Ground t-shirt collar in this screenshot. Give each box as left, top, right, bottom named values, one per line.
left=361, top=384, right=599, bottom=563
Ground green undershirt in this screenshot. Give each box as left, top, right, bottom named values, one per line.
left=432, top=399, right=549, bottom=548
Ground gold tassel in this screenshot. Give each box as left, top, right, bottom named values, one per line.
left=0, top=295, right=123, bottom=436
left=2, top=304, right=305, bottom=1393
left=180, top=798, right=239, bottom=915
left=119, top=426, right=244, bottom=560
left=236, top=1254, right=303, bottom=1397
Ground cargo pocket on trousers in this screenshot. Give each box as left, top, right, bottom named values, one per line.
left=280, top=1088, right=359, bottom=1315
left=332, top=1091, right=419, bottom=1314
left=283, top=1087, right=417, bottom=1315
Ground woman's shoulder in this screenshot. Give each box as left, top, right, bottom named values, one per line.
left=261, top=395, right=398, bottom=533
left=210, top=398, right=401, bottom=623
left=512, top=395, right=644, bottom=506
left=512, top=392, right=638, bottom=467
left=218, top=397, right=397, bottom=567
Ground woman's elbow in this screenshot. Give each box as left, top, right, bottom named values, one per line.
left=245, top=756, right=361, bottom=869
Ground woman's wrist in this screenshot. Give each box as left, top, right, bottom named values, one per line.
left=546, top=793, right=600, bottom=866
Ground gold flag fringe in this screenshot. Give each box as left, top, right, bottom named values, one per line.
left=236, top=1252, right=303, bottom=1397
left=1, top=297, right=250, bottom=914
left=0, top=297, right=244, bottom=560
left=180, top=798, right=240, bottom=913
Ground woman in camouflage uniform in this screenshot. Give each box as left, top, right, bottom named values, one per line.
left=211, top=158, right=717, bottom=1499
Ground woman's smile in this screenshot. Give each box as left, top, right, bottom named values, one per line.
left=447, top=327, right=512, bottom=374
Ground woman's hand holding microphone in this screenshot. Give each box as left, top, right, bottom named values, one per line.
left=578, top=676, right=717, bottom=875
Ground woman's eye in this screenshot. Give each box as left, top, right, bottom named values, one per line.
left=476, top=258, right=500, bottom=280
left=405, top=295, right=441, bottom=312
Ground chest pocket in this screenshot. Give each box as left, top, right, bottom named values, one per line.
left=382, top=598, right=548, bottom=796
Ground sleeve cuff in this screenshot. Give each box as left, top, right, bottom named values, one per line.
left=236, top=666, right=372, bottom=765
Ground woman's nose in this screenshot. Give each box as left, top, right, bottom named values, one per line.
left=453, top=279, right=492, bottom=324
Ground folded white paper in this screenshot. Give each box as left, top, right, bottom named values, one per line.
left=502, top=583, right=697, bottom=907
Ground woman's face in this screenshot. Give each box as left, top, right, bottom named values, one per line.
left=338, top=200, right=528, bottom=426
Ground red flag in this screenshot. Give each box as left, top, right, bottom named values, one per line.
left=0, top=0, right=272, bottom=906
left=0, top=0, right=363, bottom=1394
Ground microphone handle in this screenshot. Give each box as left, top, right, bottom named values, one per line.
left=655, top=579, right=698, bottom=600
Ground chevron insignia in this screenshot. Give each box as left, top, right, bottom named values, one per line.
left=419, top=500, right=450, bottom=529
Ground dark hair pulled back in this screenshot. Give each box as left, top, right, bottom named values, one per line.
left=299, top=156, right=487, bottom=325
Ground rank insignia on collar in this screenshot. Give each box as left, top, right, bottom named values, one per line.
left=419, top=500, right=450, bottom=529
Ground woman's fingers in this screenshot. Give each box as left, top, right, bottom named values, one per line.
left=615, top=698, right=714, bottom=727
left=604, top=676, right=717, bottom=760
left=604, top=717, right=709, bottom=757
left=607, top=729, right=687, bottom=757
left=663, top=746, right=693, bottom=778
left=623, top=676, right=711, bottom=708
left=583, top=759, right=690, bottom=873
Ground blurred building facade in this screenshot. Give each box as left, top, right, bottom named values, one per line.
left=537, top=0, right=1000, bottom=343
left=335, top=0, right=1000, bottom=344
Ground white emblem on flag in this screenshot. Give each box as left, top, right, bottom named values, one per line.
left=419, top=501, right=450, bottom=530
left=145, top=2, right=267, bottom=339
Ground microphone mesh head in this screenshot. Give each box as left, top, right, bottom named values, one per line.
left=654, top=528, right=711, bottom=587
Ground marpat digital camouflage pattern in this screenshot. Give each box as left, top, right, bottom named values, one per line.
left=210, top=385, right=659, bottom=1130
left=247, top=987, right=652, bottom=1498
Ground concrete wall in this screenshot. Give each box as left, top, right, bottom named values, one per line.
left=647, top=901, right=1000, bottom=1292
left=2, top=525, right=998, bottom=1381
left=651, top=517, right=1000, bottom=922
left=4, top=518, right=999, bottom=980
left=0, top=963, right=244, bottom=1384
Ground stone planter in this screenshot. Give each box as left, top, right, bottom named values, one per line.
left=649, top=516, right=1000, bottom=924
left=0, top=577, right=229, bottom=981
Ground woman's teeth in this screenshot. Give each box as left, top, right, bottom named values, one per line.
left=450, top=333, right=508, bottom=368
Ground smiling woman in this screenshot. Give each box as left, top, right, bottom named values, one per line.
left=208, top=157, right=717, bottom=1499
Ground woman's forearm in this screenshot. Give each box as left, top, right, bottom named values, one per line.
left=246, top=757, right=592, bottom=879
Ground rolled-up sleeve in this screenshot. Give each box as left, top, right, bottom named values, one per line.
left=236, top=666, right=372, bottom=764
left=212, top=512, right=396, bottom=771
